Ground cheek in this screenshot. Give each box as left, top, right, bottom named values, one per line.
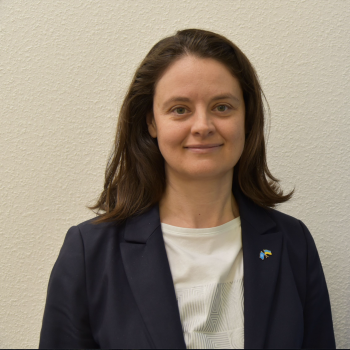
left=225, top=123, right=245, bottom=156
left=225, top=121, right=244, bottom=141
left=157, top=125, right=184, bottom=153
left=234, top=127, right=245, bottom=145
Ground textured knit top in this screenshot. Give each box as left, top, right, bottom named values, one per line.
left=161, top=217, right=244, bottom=349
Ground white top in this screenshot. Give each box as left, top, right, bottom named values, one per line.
left=161, top=217, right=244, bottom=349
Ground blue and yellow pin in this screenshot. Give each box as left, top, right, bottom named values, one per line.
left=260, top=249, right=272, bottom=260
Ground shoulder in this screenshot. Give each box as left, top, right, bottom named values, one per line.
left=264, top=207, right=318, bottom=260
left=266, top=207, right=304, bottom=231
left=77, top=216, right=123, bottom=233
left=55, top=217, right=128, bottom=275
left=265, top=206, right=312, bottom=240
left=66, top=217, right=126, bottom=253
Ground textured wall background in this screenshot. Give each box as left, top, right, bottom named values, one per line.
left=1, top=0, right=349, bottom=348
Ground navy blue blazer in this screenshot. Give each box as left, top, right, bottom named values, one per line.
left=39, top=185, right=336, bottom=349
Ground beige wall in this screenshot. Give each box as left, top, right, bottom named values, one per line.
left=1, top=0, right=349, bottom=347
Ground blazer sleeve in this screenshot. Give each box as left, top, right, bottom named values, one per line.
left=39, top=225, right=99, bottom=349
left=299, top=220, right=336, bottom=349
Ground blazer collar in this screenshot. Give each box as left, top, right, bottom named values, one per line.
left=123, top=184, right=276, bottom=244
left=120, top=185, right=282, bottom=349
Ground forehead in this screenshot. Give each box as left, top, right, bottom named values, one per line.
left=154, top=55, right=242, bottom=100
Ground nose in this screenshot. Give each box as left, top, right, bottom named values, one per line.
left=190, top=109, right=216, bottom=136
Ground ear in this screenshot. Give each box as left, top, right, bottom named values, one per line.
left=146, top=111, right=157, bottom=138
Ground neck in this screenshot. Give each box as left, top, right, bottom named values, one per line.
left=159, top=172, right=239, bottom=229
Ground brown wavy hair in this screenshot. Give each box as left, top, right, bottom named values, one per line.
left=87, top=28, right=295, bottom=225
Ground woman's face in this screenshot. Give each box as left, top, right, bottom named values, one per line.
left=147, top=55, right=245, bottom=181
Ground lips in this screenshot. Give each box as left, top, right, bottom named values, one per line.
left=188, top=146, right=219, bottom=149
left=185, top=144, right=223, bottom=149
left=185, top=144, right=223, bottom=153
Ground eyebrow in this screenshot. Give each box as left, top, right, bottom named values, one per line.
left=162, top=93, right=240, bottom=109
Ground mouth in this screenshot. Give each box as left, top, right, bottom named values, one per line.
left=185, top=144, right=224, bottom=149
left=185, top=144, right=223, bottom=153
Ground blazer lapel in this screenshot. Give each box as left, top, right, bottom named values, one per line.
left=120, top=185, right=283, bottom=349
left=233, top=185, right=283, bottom=349
left=120, top=204, right=187, bottom=349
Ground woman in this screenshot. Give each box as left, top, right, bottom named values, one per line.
left=39, top=29, right=336, bottom=349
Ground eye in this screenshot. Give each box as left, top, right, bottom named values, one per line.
left=171, top=104, right=232, bottom=115
left=216, top=104, right=231, bottom=112
left=171, top=107, right=187, bottom=115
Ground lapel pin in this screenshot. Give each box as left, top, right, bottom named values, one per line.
left=260, top=249, right=272, bottom=260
